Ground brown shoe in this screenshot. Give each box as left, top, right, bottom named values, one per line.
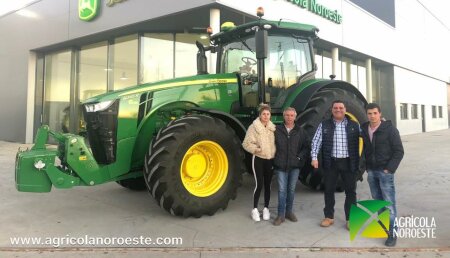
left=273, top=216, right=285, bottom=226
left=346, top=221, right=350, bottom=230
left=320, top=218, right=334, bottom=227
left=286, top=212, right=298, bottom=222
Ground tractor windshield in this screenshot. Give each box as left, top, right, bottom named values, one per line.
left=221, top=34, right=313, bottom=88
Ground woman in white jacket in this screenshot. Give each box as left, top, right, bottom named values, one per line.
left=242, top=104, right=276, bottom=222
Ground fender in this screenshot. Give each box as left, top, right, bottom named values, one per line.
left=284, top=79, right=368, bottom=113
left=131, top=101, right=199, bottom=168
left=190, top=107, right=247, bottom=141
left=131, top=102, right=248, bottom=169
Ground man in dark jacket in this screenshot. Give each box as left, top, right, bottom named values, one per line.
left=273, top=107, right=310, bottom=226
left=361, top=103, right=404, bottom=247
left=311, top=100, right=360, bottom=229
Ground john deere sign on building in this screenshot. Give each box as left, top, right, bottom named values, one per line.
left=287, top=0, right=343, bottom=24
left=79, top=0, right=99, bottom=21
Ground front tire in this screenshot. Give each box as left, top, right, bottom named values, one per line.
left=143, top=115, right=244, bottom=217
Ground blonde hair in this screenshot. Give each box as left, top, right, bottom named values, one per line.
left=258, top=103, right=271, bottom=115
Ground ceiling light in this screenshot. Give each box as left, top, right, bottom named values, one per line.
left=120, top=72, right=128, bottom=80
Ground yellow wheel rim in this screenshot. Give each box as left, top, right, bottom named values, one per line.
left=180, top=140, right=228, bottom=197
left=346, top=112, right=363, bottom=156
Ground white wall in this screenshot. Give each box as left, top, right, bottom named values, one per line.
left=394, top=66, right=448, bottom=135
left=217, top=0, right=450, bottom=82
left=392, top=0, right=450, bottom=85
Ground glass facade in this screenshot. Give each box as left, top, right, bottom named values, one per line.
left=314, top=51, right=369, bottom=99
left=357, top=65, right=367, bottom=97
left=43, top=50, right=72, bottom=133
left=112, top=35, right=138, bottom=90
left=411, top=104, right=418, bottom=119
left=79, top=42, right=108, bottom=101
left=39, top=33, right=208, bottom=134
left=140, top=33, right=174, bottom=84
left=400, top=103, right=408, bottom=120
left=315, top=54, right=323, bottom=78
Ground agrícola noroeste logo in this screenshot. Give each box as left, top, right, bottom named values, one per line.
left=349, top=200, right=390, bottom=241
left=349, top=200, right=436, bottom=241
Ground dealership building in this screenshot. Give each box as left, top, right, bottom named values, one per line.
left=0, top=0, right=449, bottom=143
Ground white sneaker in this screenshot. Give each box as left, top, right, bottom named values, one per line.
left=262, top=207, right=270, bottom=221
left=251, top=208, right=260, bottom=222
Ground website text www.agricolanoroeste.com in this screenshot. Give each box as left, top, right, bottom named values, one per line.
left=10, top=234, right=183, bottom=248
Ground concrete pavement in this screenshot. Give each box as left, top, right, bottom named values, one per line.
left=1, top=129, right=450, bottom=257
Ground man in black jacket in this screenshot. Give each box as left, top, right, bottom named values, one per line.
left=361, top=103, right=404, bottom=247
left=273, top=107, right=310, bottom=226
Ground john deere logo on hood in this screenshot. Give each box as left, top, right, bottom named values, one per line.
left=79, top=0, right=99, bottom=21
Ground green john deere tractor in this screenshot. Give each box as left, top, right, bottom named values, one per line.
left=15, top=9, right=367, bottom=217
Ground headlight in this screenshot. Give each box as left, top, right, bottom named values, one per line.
left=85, top=100, right=115, bottom=113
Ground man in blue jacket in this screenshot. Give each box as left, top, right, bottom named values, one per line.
left=361, top=103, right=404, bottom=247
left=273, top=107, right=310, bottom=226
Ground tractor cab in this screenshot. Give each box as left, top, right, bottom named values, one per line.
left=219, top=30, right=315, bottom=108
left=198, top=8, right=318, bottom=123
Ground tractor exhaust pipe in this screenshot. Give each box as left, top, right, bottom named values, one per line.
left=196, top=41, right=208, bottom=75
left=255, top=28, right=268, bottom=104
left=255, top=7, right=269, bottom=104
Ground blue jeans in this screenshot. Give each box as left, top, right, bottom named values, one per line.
left=367, top=169, right=397, bottom=233
left=276, top=169, right=300, bottom=217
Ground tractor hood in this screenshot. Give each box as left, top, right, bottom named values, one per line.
left=83, top=73, right=238, bottom=105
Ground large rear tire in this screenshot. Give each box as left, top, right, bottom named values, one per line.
left=143, top=115, right=244, bottom=217
left=297, top=88, right=367, bottom=190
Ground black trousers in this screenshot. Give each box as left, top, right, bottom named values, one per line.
left=323, top=158, right=357, bottom=221
left=252, top=156, right=274, bottom=209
